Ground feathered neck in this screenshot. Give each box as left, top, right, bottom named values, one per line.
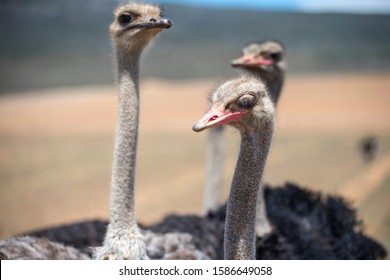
left=224, top=120, right=274, bottom=259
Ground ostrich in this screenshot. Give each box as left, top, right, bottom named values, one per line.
left=0, top=2, right=218, bottom=261
left=94, top=2, right=173, bottom=260
left=359, top=136, right=381, bottom=162
left=203, top=41, right=286, bottom=238
left=0, top=2, right=208, bottom=261
left=193, top=75, right=276, bottom=259
left=0, top=1, right=173, bottom=261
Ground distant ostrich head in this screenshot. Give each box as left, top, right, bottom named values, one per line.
left=110, top=2, right=172, bottom=52
left=231, top=41, right=286, bottom=77
left=192, top=76, right=274, bottom=134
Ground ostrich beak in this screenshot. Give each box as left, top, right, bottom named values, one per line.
left=192, top=105, right=248, bottom=132
left=131, top=17, right=173, bottom=30
left=231, top=55, right=273, bottom=67
left=149, top=17, right=173, bottom=29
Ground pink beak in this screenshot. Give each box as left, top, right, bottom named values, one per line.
left=231, top=55, right=273, bottom=67
left=192, top=105, right=248, bottom=132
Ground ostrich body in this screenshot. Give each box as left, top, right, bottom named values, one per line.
left=23, top=220, right=108, bottom=256
left=193, top=76, right=275, bottom=259
left=0, top=230, right=212, bottom=260
left=7, top=184, right=388, bottom=260
left=95, top=2, right=172, bottom=260
left=0, top=236, right=90, bottom=260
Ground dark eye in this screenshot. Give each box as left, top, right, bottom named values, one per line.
left=270, top=52, right=281, bottom=61
left=118, top=13, right=133, bottom=26
left=237, top=94, right=257, bottom=109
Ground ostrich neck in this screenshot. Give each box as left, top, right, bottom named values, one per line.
left=224, top=123, right=273, bottom=259
left=203, top=125, right=226, bottom=213
left=109, top=49, right=141, bottom=231
left=249, top=68, right=284, bottom=105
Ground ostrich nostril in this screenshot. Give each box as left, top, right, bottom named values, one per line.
left=149, top=18, right=157, bottom=23
left=165, top=19, right=173, bottom=25
left=209, top=116, right=218, bottom=122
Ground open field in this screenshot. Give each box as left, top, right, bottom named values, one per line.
left=0, top=73, right=389, bottom=254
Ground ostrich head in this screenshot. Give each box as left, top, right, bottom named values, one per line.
left=192, top=76, right=274, bottom=134
left=110, top=2, right=172, bottom=52
left=231, top=41, right=285, bottom=77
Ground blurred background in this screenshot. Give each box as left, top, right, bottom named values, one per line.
left=0, top=0, right=389, bottom=256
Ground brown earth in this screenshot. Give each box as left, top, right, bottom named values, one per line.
left=0, top=73, right=389, bottom=252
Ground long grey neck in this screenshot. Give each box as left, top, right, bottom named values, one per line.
left=249, top=68, right=284, bottom=106
left=248, top=68, right=284, bottom=237
left=203, top=125, right=226, bottom=213
left=224, top=123, right=273, bottom=259
left=108, top=49, right=141, bottom=231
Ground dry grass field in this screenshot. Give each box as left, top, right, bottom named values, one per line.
left=0, top=73, right=389, bottom=255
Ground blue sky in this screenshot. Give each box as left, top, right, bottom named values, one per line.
left=148, top=0, right=390, bottom=14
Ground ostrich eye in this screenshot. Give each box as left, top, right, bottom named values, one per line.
left=118, top=13, right=133, bottom=26
left=270, top=52, right=281, bottom=61
left=237, top=94, right=257, bottom=109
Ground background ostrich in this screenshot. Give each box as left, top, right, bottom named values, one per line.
left=203, top=41, right=286, bottom=238
left=359, top=136, right=381, bottom=163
